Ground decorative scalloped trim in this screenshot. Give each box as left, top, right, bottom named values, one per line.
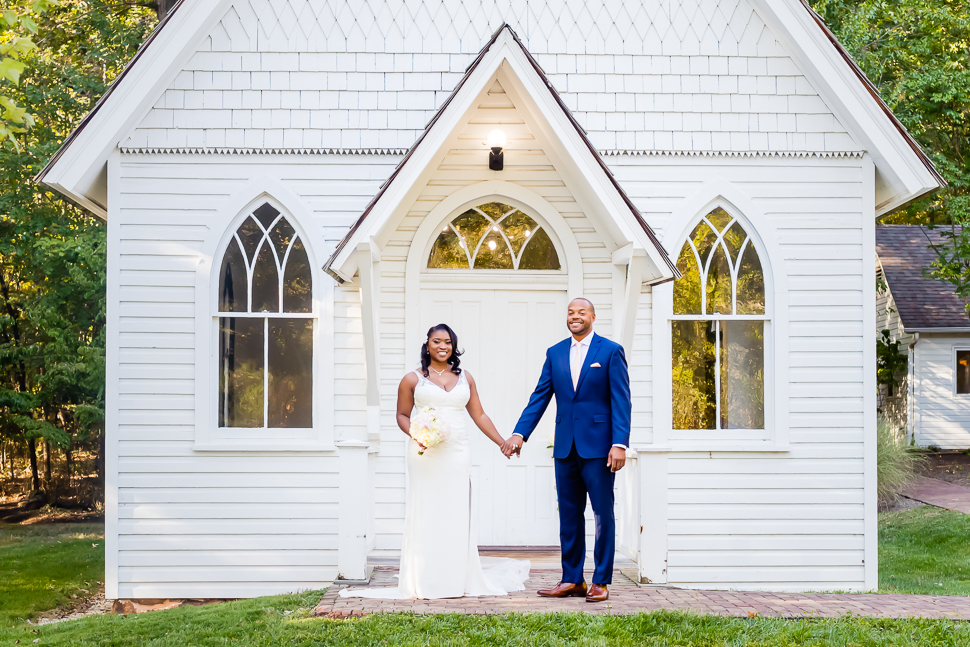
left=599, top=149, right=866, bottom=159
left=118, top=147, right=411, bottom=155
left=119, top=146, right=865, bottom=159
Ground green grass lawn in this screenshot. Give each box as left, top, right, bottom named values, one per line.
left=4, top=508, right=970, bottom=646
left=879, top=505, right=970, bottom=594
left=2, top=594, right=970, bottom=646
left=0, top=522, right=105, bottom=627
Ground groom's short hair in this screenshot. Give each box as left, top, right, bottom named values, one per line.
left=569, top=297, right=595, bottom=314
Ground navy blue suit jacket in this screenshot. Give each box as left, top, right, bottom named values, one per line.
left=513, top=333, right=632, bottom=459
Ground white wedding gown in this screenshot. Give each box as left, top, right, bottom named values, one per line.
left=339, top=369, right=531, bottom=599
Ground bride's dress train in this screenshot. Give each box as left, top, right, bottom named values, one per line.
left=339, top=370, right=530, bottom=599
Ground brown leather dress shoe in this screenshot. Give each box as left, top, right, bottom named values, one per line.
left=586, top=583, right=609, bottom=602
left=537, top=581, right=588, bottom=598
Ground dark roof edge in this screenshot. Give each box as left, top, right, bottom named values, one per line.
left=504, top=27, right=680, bottom=279
left=34, top=0, right=187, bottom=187
left=322, top=23, right=679, bottom=281
left=321, top=25, right=506, bottom=282
left=798, top=0, right=945, bottom=190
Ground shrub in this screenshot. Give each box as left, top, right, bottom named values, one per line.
left=877, top=414, right=926, bottom=508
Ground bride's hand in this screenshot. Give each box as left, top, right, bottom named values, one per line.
left=407, top=433, right=427, bottom=452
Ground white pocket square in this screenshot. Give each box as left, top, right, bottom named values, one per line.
left=590, top=362, right=602, bottom=368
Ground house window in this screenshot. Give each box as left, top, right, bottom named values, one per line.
left=672, top=208, right=766, bottom=430
left=957, top=350, right=970, bottom=394
left=217, top=203, right=313, bottom=428
left=427, top=202, right=561, bottom=270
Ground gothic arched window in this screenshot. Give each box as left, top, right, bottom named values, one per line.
left=427, top=202, right=561, bottom=270
left=217, top=203, right=313, bottom=429
left=671, top=207, right=766, bottom=431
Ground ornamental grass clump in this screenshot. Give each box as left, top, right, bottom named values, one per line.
left=877, top=413, right=926, bottom=508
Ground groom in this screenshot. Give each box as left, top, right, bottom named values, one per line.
left=501, top=298, right=631, bottom=602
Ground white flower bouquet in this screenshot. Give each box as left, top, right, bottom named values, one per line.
left=409, top=406, right=450, bottom=455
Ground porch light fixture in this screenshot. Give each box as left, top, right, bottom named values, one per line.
left=488, top=128, right=506, bottom=171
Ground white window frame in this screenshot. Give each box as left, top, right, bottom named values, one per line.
left=953, top=346, right=970, bottom=396
left=194, top=194, right=334, bottom=452
left=654, top=196, right=790, bottom=452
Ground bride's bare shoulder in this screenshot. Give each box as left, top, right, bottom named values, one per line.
left=463, top=370, right=475, bottom=385
left=400, top=371, right=420, bottom=388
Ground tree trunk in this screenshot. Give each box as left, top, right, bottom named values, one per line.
left=43, top=438, right=52, bottom=485
left=155, top=0, right=178, bottom=19
left=97, top=425, right=106, bottom=498
left=27, top=437, right=39, bottom=492
left=65, top=442, right=73, bottom=490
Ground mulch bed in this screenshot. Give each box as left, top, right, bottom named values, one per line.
left=922, top=452, right=970, bottom=488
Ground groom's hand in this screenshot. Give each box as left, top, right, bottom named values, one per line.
left=501, top=435, right=523, bottom=458
left=607, top=446, right=626, bottom=472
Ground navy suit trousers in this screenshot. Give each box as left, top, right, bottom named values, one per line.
left=555, top=442, right=615, bottom=585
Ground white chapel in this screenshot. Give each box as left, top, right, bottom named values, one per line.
left=39, top=0, right=941, bottom=598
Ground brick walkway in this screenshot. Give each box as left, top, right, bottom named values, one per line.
left=316, top=566, right=970, bottom=620
left=905, top=476, right=970, bottom=514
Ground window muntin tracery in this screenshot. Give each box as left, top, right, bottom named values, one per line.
left=427, top=202, right=561, bottom=270
left=217, top=203, right=313, bottom=429
left=672, top=208, right=766, bottom=431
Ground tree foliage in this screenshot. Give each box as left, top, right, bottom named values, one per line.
left=0, top=1, right=55, bottom=146
left=0, top=1, right=155, bottom=495
left=812, top=0, right=970, bottom=309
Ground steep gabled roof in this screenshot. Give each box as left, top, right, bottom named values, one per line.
left=322, top=24, right=678, bottom=284
left=876, top=225, right=969, bottom=331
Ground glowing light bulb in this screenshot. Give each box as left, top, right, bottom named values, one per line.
left=488, top=240, right=497, bottom=250
left=487, top=128, right=507, bottom=149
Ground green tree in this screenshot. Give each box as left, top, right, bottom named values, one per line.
left=812, top=0, right=970, bottom=310
left=0, top=1, right=155, bottom=496
left=0, top=1, right=56, bottom=146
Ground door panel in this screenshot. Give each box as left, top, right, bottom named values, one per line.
left=418, top=288, right=567, bottom=546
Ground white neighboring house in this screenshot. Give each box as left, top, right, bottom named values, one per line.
left=876, top=226, right=970, bottom=449
left=38, top=0, right=943, bottom=598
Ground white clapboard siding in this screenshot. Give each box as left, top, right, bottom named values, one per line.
left=609, top=152, right=870, bottom=591
left=913, top=334, right=970, bottom=448
left=113, top=153, right=397, bottom=597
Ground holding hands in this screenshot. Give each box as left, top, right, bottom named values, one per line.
left=500, top=435, right=523, bottom=458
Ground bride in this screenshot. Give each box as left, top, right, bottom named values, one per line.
left=339, top=323, right=530, bottom=599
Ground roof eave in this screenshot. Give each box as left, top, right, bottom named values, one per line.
left=35, top=0, right=233, bottom=215
left=750, top=0, right=944, bottom=216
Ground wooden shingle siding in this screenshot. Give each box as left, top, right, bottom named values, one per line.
left=124, top=0, right=860, bottom=156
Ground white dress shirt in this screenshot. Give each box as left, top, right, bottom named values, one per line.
left=514, top=331, right=627, bottom=450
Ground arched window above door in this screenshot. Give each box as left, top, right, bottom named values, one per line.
left=671, top=207, right=767, bottom=432
left=427, top=202, right=561, bottom=270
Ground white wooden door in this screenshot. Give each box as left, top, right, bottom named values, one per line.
left=419, top=288, right=566, bottom=546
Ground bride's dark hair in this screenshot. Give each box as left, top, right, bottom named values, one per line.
left=420, top=324, right=462, bottom=377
